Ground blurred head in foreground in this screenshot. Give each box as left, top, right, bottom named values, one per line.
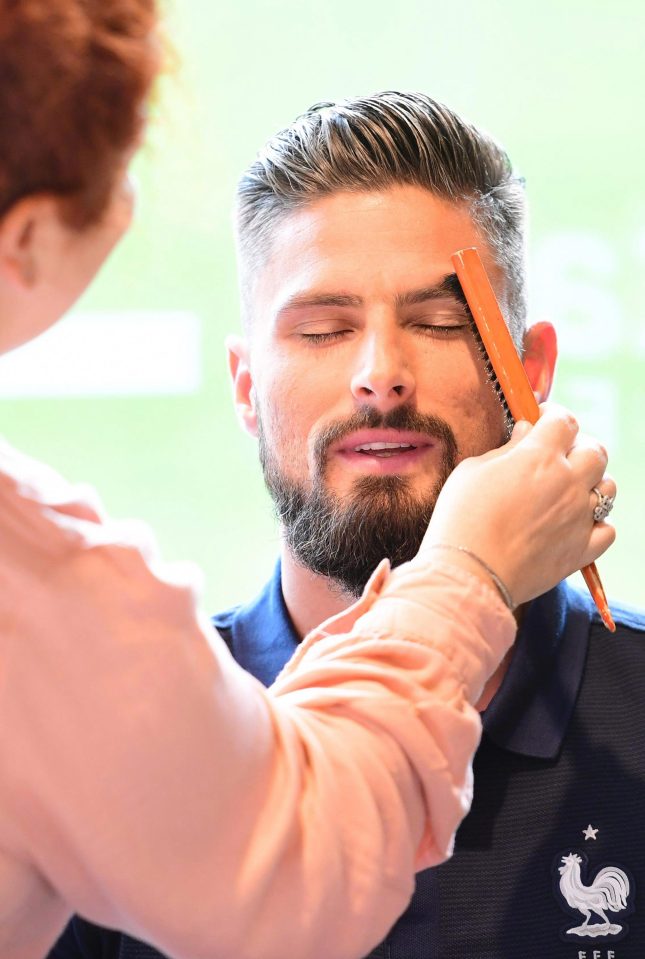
left=0, top=0, right=161, bottom=352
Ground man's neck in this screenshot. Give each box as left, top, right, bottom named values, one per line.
left=280, top=545, right=356, bottom=640
left=280, top=542, right=521, bottom=711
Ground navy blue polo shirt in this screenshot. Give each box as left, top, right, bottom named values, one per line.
left=50, top=566, right=645, bottom=958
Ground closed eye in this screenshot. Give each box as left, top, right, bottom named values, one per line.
left=300, top=329, right=351, bottom=344
left=413, top=320, right=471, bottom=338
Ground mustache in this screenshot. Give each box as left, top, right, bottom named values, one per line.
left=312, top=404, right=458, bottom=475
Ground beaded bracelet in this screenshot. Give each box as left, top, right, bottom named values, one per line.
left=425, top=543, right=515, bottom=611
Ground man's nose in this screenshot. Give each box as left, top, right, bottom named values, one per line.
left=350, top=329, right=415, bottom=410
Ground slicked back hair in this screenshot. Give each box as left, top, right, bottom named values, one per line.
left=235, top=92, right=528, bottom=345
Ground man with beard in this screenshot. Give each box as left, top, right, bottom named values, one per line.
left=52, top=93, right=642, bottom=958
left=218, top=92, right=645, bottom=957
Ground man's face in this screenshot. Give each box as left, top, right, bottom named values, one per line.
left=230, top=185, right=547, bottom=594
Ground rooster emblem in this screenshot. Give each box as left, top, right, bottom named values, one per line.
left=558, top=852, right=631, bottom=938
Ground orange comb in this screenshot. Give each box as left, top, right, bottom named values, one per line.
left=452, top=247, right=615, bottom=632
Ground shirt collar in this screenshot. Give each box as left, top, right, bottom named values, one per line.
left=223, top=558, right=299, bottom=688
left=482, top=581, right=593, bottom=759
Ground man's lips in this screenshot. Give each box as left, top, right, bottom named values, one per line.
left=332, top=429, right=437, bottom=454
left=329, top=430, right=437, bottom=473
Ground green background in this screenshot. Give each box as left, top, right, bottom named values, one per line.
left=2, top=0, right=643, bottom=611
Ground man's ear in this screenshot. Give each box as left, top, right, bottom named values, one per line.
left=226, top=334, right=258, bottom=438
left=522, top=321, right=557, bottom=402
left=0, top=195, right=60, bottom=290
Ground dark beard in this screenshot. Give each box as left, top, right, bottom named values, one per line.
left=259, top=405, right=458, bottom=597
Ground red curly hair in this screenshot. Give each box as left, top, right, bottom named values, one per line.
left=0, top=0, right=161, bottom=227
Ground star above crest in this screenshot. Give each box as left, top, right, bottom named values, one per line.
left=583, top=824, right=599, bottom=841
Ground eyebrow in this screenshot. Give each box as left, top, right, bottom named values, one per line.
left=277, top=292, right=363, bottom=313
left=395, top=273, right=468, bottom=309
left=276, top=273, right=468, bottom=316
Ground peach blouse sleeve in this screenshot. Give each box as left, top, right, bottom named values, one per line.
left=0, top=441, right=515, bottom=959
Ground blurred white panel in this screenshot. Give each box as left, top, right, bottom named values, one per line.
left=0, top=311, right=202, bottom=397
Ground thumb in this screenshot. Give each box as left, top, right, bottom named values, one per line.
left=505, top=419, right=532, bottom=448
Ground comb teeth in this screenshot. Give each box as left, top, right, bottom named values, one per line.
left=468, top=317, right=515, bottom=436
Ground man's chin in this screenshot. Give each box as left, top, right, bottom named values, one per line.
left=334, top=471, right=434, bottom=507
left=283, top=479, right=438, bottom=597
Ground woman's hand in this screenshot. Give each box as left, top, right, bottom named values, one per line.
left=419, top=403, right=616, bottom=607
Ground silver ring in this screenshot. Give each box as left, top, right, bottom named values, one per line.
left=592, top=487, right=614, bottom=523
